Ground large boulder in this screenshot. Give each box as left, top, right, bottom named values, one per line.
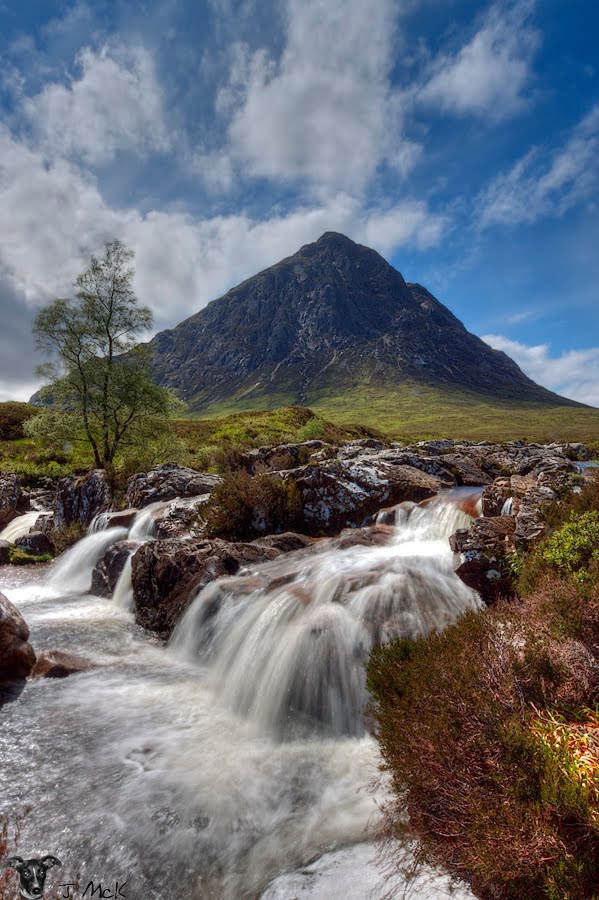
left=131, top=538, right=291, bottom=638
left=283, top=458, right=443, bottom=534
left=54, top=469, right=111, bottom=528
left=0, top=540, right=10, bottom=565
left=126, top=464, right=221, bottom=509
left=0, top=473, right=26, bottom=531
left=0, top=591, right=36, bottom=679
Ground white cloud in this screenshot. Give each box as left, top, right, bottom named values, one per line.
left=22, top=44, right=170, bottom=165
left=0, top=120, right=445, bottom=332
left=418, top=0, right=540, bottom=121
left=478, top=104, right=599, bottom=227
left=482, top=334, right=599, bottom=407
left=222, top=0, right=416, bottom=194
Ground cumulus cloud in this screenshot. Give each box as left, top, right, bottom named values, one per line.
left=22, top=44, right=170, bottom=165
left=222, top=0, right=415, bottom=193
left=0, top=111, right=445, bottom=335
left=482, top=334, right=599, bottom=407
left=418, top=0, right=540, bottom=121
left=478, top=104, right=599, bottom=227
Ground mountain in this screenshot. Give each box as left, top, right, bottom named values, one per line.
left=146, top=232, right=582, bottom=417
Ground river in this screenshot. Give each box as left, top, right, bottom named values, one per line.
left=0, top=497, right=479, bottom=900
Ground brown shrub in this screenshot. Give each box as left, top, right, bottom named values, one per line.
left=367, top=576, right=599, bottom=899
left=204, top=468, right=304, bottom=540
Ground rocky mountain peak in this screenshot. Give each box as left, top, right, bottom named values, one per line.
left=146, top=233, right=580, bottom=413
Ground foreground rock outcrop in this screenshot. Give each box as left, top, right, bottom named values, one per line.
left=130, top=536, right=309, bottom=637
left=0, top=591, right=36, bottom=679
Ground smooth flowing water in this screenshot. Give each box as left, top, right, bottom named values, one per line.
left=0, top=497, right=479, bottom=900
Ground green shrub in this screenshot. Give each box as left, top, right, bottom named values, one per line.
left=0, top=402, right=38, bottom=440
left=8, top=546, right=53, bottom=565
left=51, top=522, right=87, bottom=555
left=539, top=511, right=599, bottom=584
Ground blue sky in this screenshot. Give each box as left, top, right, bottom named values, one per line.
left=0, top=0, right=597, bottom=405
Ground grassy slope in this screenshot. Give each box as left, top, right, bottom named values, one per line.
left=191, top=382, right=599, bottom=443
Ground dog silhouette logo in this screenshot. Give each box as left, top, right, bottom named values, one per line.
left=2, top=856, right=62, bottom=899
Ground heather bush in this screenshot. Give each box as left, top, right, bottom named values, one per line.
left=204, top=468, right=304, bottom=539
left=368, top=585, right=599, bottom=898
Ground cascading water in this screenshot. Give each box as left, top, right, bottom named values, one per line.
left=501, top=497, right=514, bottom=516
left=171, top=497, right=481, bottom=738
left=112, top=555, right=134, bottom=610
left=0, top=510, right=40, bottom=542
left=49, top=526, right=128, bottom=593
left=0, top=494, right=477, bottom=900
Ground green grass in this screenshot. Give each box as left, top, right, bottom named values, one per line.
left=185, top=381, right=599, bottom=443
left=173, top=405, right=385, bottom=450
left=308, top=382, right=599, bottom=442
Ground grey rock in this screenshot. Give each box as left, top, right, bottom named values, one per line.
left=15, top=531, right=54, bottom=555
left=126, top=464, right=221, bottom=509
left=54, top=469, right=111, bottom=528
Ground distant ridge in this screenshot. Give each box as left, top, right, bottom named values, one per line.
left=145, top=232, right=584, bottom=416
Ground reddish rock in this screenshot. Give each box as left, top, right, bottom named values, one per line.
left=32, top=649, right=95, bottom=679
left=0, top=591, right=36, bottom=679
left=131, top=538, right=287, bottom=638
left=91, top=541, right=139, bottom=597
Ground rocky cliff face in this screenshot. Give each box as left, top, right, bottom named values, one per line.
left=146, top=232, right=579, bottom=412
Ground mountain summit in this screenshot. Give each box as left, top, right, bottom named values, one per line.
left=147, top=232, right=579, bottom=415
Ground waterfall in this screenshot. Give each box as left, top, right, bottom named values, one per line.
left=49, top=526, right=128, bottom=594
left=88, top=511, right=113, bottom=533
left=128, top=500, right=170, bottom=540
left=0, top=511, right=40, bottom=542
left=170, top=497, right=481, bottom=738
left=113, top=556, right=134, bottom=611
left=501, top=497, right=514, bottom=516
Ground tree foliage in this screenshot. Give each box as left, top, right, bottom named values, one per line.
left=28, top=240, right=175, bottom=468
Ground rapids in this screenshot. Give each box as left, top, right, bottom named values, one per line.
left=0, top=495, right=478, bottom=900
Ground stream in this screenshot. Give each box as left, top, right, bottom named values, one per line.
left=0, top=497, right=479, bottom=900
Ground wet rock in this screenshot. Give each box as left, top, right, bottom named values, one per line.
left=251, top=532, right=315, bottom=553
left=32, top=649, right=95, bottom=679
left=126, top=464, right=221, bottom=509
left=0, top=540, right=10, bottom=565
left=15, top=531, right=54, bottom=555
left=91, top=541, right=139, bottom=597
left=0, top=473, right=24, bottom=531
left=96, top=509, right=138, bottom=530
left=29, top=489, right=55, bottom=512
left=450, top=516, right=516, bottom=603
left=284, top=460, right=442, bottom=535
left=54, top=469, right=111, bottom=528
left=0, top=591, right=36, bottom=679
left=336, top=438, right=386, bottom=459
left=153, top=496, right=212, bottom=540
left=450, top=516, right=516, bottom=554
left=131, top=538, right=289, bottom=638
left=34, top=512, right=55, bottom=534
